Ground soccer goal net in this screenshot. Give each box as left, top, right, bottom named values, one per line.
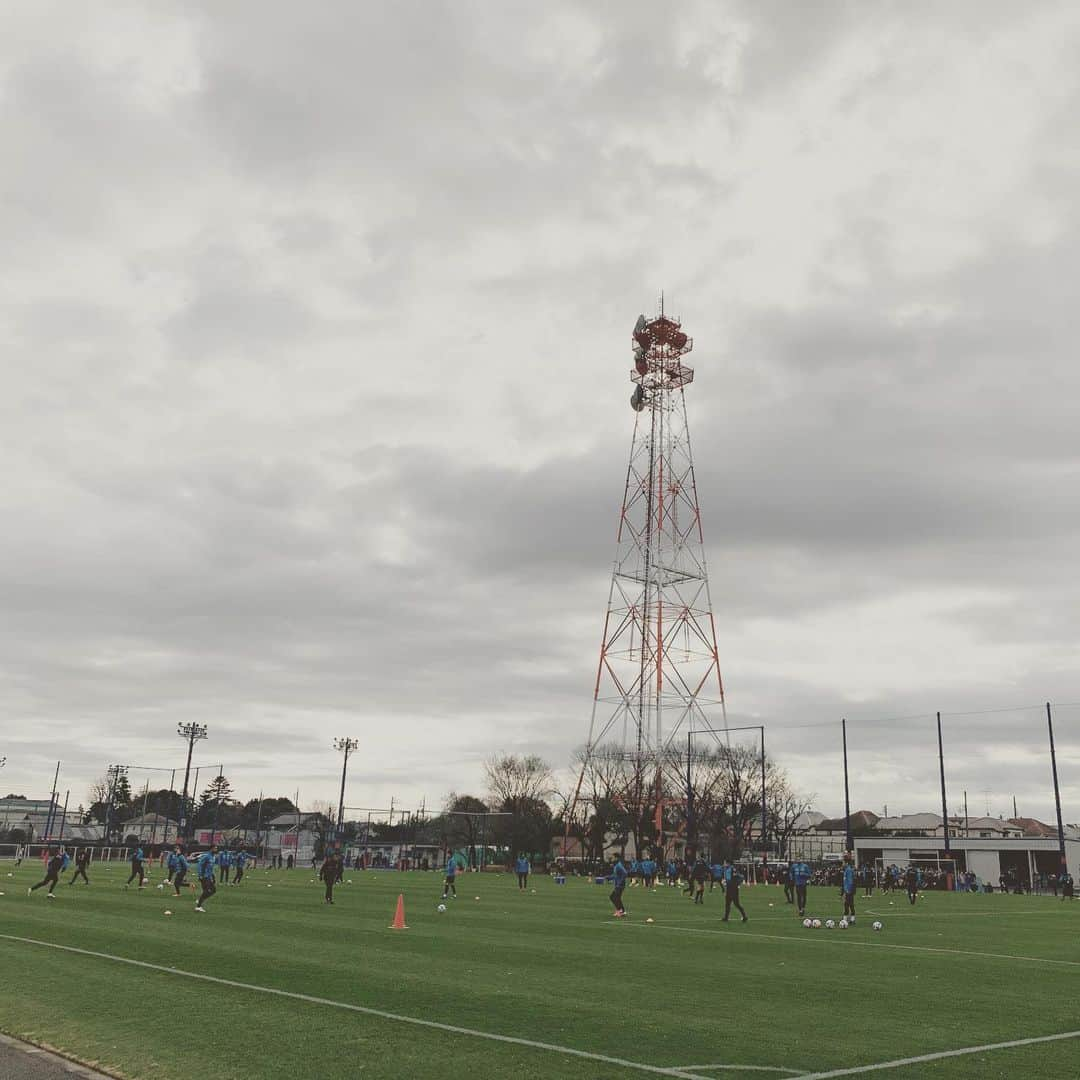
left=874, top=857, right=959, bottom=891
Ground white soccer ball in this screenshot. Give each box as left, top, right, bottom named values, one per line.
left=437, top=903, right=447, bottom=913
left=812, top=919, right=822, bottom=929
left=157, top=883, right=164, bottom=890
left=802, top=918, right=812, bottom=928
left=825, top=919, right=835, bottom=929
left=164, top=910, right=173, bottom=916
left=872, top=920, right=883, bottom=931
left=838, top=918, right=848, bottom=929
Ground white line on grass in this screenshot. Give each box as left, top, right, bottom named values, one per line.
left=0, top=933, right=733, bottom=1080
left=793, top=1029, right=1080, bottom=1078
left=620, top=921, right=1080, bottom=968
left=672, top=1066, right=804, bottom=1074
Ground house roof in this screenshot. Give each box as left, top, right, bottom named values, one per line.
left=876, top=813, right=943, bottom=831
left=268, top=812, right=322, bottom=827
left=1007, top=817, right=1057, bottom=837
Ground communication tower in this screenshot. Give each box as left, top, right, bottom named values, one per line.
left=569, top=302, right=727, bottom=847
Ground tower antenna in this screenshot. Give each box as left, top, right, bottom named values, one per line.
left=567, top=302, right=727, bottom=860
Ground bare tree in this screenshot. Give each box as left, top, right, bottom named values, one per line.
left=766, top=768, right=814, bottom=860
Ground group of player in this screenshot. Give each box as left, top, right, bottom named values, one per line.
left=26, top=842, right=252, bottom=913
left=606, top=853, right=750, bottom=922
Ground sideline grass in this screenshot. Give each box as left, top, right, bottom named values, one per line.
left=1, top=862, right=1078, bottom=1078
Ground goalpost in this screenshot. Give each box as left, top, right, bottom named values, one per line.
left=874, top=856, right=959, bottom=891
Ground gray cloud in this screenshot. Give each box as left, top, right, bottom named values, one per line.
left=2, top=1, right=1080, bottom=827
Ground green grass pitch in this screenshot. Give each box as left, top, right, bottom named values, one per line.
left=1, top=862, right=1078, bottom=1079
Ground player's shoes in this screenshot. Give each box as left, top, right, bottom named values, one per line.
left=195, top=905, right=206, bottom=913
left=47, top=894, right=55, bottom=899
left=27, top=887, right=32, bottom=896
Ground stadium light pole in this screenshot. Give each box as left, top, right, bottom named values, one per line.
left=333, top=738, right=358, bottom=842
left=1046, top=702, right=1067, bottom=871
left=177, top=723, right=208, bottom=843
left=842, top=719, right=852, bottom=854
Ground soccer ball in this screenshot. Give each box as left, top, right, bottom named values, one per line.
left=838, top=918, right=848, bottom=929
left=802, top=918, right=812, bottom=928
left=437, top=903, right=447, bottom=913
left=812, top=919, right=822, bottom=929
left=157, top=883, right=164, bottom=890
left=824, top=919, right=835, bottom=929
left=768, top=902, right=773, bottom=907
left=164, top=910, right=173, bottom=916
left=646, top=917, right=654, bottom=924
left=872, top=920, right=883, bottom=931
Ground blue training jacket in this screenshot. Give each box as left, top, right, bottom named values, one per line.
left=843, top=865, right=855, bottom=891
left=514, top=857, right=529, bottom=874
left=792, top=862, right=812, bottom=885
left=234, top=851, right=247, bottom=867
left=612, top=861, right=627, bottom=887
left=197, top=852, right=216, bottom=880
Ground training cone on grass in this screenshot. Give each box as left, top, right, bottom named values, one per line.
left=389, top=893, right=408, bottom=930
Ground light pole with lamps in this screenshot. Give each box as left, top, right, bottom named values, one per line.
left=333, top=738, right=358, bottom=842
left=177, top=723, right=208, bottom=843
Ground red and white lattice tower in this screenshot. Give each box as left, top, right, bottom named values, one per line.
left=573, top=303, right=727, bottom=814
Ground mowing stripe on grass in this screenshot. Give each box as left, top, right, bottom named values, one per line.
left=794, top=1029, right=1080, bottom=1077
left=0, top=934, right=728, bottom=1080
left=623, top=921, right=1080, bottom=968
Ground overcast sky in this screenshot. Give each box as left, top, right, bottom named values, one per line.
left=3, top=1, right=1080, bottom=825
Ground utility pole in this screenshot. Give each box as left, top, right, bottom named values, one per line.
left=176, top=723, right=208, bottom=844
left=936, top=713, right=951, bottom=857
left=1047, top=702, right=1067, bottom=872
left=842, top=719, right=852, bottom=854
left=333, top=738, right=358, bottom=843
left=104, top=765, right=128, bottom=845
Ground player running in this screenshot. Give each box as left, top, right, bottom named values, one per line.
left=721, top=861, right=748, bottom=922
left=233, top=849, right=248, bottom=885
left=168, top=846, right=192, bottom=897
left=195, top=846, right=218, bottom=912
left=515, top=853, right=530, bottom=891
left=691, top=856, right=709, bottom=905
left=69, top=847, right=91, bottom=886
left=29, top=848, right=64, bottom=898
left=125, top=845, right=147, bottom=889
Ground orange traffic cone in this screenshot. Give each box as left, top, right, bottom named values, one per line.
left=389, top=893, right=408, bottom=930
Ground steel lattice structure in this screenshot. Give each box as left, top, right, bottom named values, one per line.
left=569, top=304, right=727, bottom=840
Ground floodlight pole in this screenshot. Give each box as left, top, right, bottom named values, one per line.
left=937, top=712, right=951, bottom=857
left=333, top=737, right=358, bottom=842
left=842, top=718, right=852, bottom=853
left=1047, top=702, right=1067, bottom=870
left=177, top=723, right=208, bottom=843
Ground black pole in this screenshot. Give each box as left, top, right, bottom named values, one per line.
left=937, top=712, right=951, bottom=856
left=842, top=718, right=852, bottom=853
left=1047, top=702, right=1067, bottom=869
left=685, top=729, right=694, bottom=859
